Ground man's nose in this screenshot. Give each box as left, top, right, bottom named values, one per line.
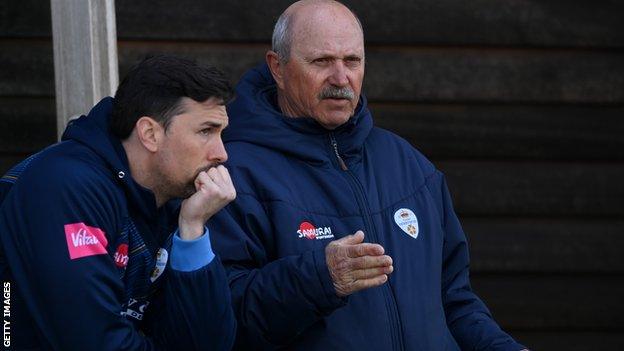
left=210, top=137, right=228, bottom=164
left=328, top=61, right=349, bottom=87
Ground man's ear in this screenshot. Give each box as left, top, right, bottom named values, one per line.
left=266, top=50, right=285, bottom=90
left=135, top=116, right=163, bottom=153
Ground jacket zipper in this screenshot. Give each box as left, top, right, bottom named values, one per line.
left=329, top=133, right=405, bottom=351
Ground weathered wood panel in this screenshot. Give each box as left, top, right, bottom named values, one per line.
left=464, top=218, right=624, bottom=273
left=472, top=274, right=624, bottom=330
left=364, top=47, right=624, bottom=103
left=0, top=40, right=54, bottom=97
left=0, top=1, right=51, bottom=38
left=3, top=41, right=624, bottom=104
left=4, top=1, right=624, bottom=48
left=372, top=103, right=624, bottom=160
left=0, top=98, right=55, bottom=154
left=438, top=161, right=624, bottom=216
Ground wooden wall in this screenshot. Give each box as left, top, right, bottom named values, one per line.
left=1, top=1, right=623, bottom=349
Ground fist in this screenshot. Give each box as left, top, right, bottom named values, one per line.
left=178, top=165, right=236, bottom=240
left=325, top=231, right=393, bottom=297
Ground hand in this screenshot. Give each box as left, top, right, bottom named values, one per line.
left=178, top=165, right=236, bottom=240
left=325, top=230, right=393, bottom=297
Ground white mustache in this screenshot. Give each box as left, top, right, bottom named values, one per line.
left=319, top=86, right=355, bottom=100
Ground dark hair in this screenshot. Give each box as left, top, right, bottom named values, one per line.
left=111, top=54, right=234, bottom=139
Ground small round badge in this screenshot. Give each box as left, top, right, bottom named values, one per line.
left=393, top=208, right=419, bottom=239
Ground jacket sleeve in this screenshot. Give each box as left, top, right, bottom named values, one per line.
left=430, top=172, right=526, bottom=351
left=0, top=161, right=234, bottom=350
left=208, top=192, right=345, bottom=348
left=147, top=231, right=237, bottom=350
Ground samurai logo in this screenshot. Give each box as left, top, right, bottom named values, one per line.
left=297, top=221, right=334, bottom=240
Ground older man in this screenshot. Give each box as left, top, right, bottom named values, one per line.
left=0, top=55, right=236, bottom=349
left=209, top=1, right=527, bottom=350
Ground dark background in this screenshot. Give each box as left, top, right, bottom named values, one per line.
left=1, top=1, right=624, bottom=349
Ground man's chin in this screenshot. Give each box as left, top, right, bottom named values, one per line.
left=317, top=111, right=353, bottom=129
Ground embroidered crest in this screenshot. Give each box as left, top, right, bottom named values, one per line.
left=393, top=208, right=419, bottom=239
left=150, top=248, right=168, bottom=282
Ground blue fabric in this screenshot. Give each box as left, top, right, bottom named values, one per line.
left=0, top=97, right=235, bottom=350
left=171, top=227, right=215, bottom=271
left=208, top=63, right=526, bottom=351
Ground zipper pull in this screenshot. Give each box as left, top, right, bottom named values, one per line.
left=330, top=134, right=348, bottom=171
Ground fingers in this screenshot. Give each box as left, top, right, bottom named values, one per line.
left=346, top=242, right=385, bottom=258
left=334, top=230, right=365, bottom=245
left=197, top=166, right=236, bottom=201
left=352, top=265, right=394, bottom=280
left=346, top=254, right=392, bottom=270
left=350, top=275, right=389, bottom=293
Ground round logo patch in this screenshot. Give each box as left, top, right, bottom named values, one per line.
left=150, top=248, right=168, bottom=282
left=393, top=208, right=419, bottom=239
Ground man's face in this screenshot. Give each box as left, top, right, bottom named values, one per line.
left=275, top=6, right=365, bottom=130
left=155, top=97, right=228, bottom=199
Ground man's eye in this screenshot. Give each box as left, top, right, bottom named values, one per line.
left=313, top=58, right=330, bottom=65
left=199, top=128, right=212, bottom=135
left=345, top=57, right=361, bottom=67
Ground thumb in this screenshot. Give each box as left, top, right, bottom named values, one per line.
left=336, top=230, right=365, bottom=245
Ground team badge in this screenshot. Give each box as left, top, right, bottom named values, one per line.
left=150, top=248, right=168, bottom=282
left=393, top=208, right=419, bottom=239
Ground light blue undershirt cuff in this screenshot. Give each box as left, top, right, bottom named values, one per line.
left=170, top=227, right=215, bottom=272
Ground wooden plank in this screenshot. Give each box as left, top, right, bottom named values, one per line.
left=7, top=1, right=622, bottom=48
left=437, top=161, right=624, bottom=216
left=0, top=40, right=54, bottom=96
left=364, top=47, right=624, bottom=103
left=117, top=42, right=266, bottom=86
left=472, top=274, right=624, bottom=330
left=371, top=103, right=624, bottom=160
left=117, top=0, right=624, bottom=48
left=4, top=41, right=624, bottom=105
left=511, top=332, right=624, bottom=350
left=464, top=218, right=624, bottom=273
left=0, top=98, right=56, bottom=154
left=51, top=0, right=119, bottom=139
left=0, top=0, right=51, bottom=38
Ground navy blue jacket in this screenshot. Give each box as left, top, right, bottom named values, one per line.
left=208, top=64, right=526, bottom=350
left=0, top=98, right=236, bottom=350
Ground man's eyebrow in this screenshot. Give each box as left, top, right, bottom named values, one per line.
left=199, top=121, right=225, bottom=128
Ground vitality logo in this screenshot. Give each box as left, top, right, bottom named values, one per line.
left=64, top=222, right=108, bottom=260
left=297, top=221, right=334, bottom=240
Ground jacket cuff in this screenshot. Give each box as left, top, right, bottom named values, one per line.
left=312, top=248, right=348, bottom=314
left=170, top=227, right=215, bottom=272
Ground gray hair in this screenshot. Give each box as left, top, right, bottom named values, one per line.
left=272, top=10, right=294, bottom=63
left=271, top=2, right=364, bottom=63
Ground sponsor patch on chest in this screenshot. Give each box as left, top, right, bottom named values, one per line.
left=114, top=243, right=129, bottom=268
left=297, top=221, right=334, bottom=240
left=64, top=222, right=108, bottom=260
left=393, top=208, right=419, bottom=239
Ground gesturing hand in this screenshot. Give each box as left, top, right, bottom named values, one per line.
left=178, top=165, right=236, bottom=240
left=325, top=230, right=393, bottom=297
